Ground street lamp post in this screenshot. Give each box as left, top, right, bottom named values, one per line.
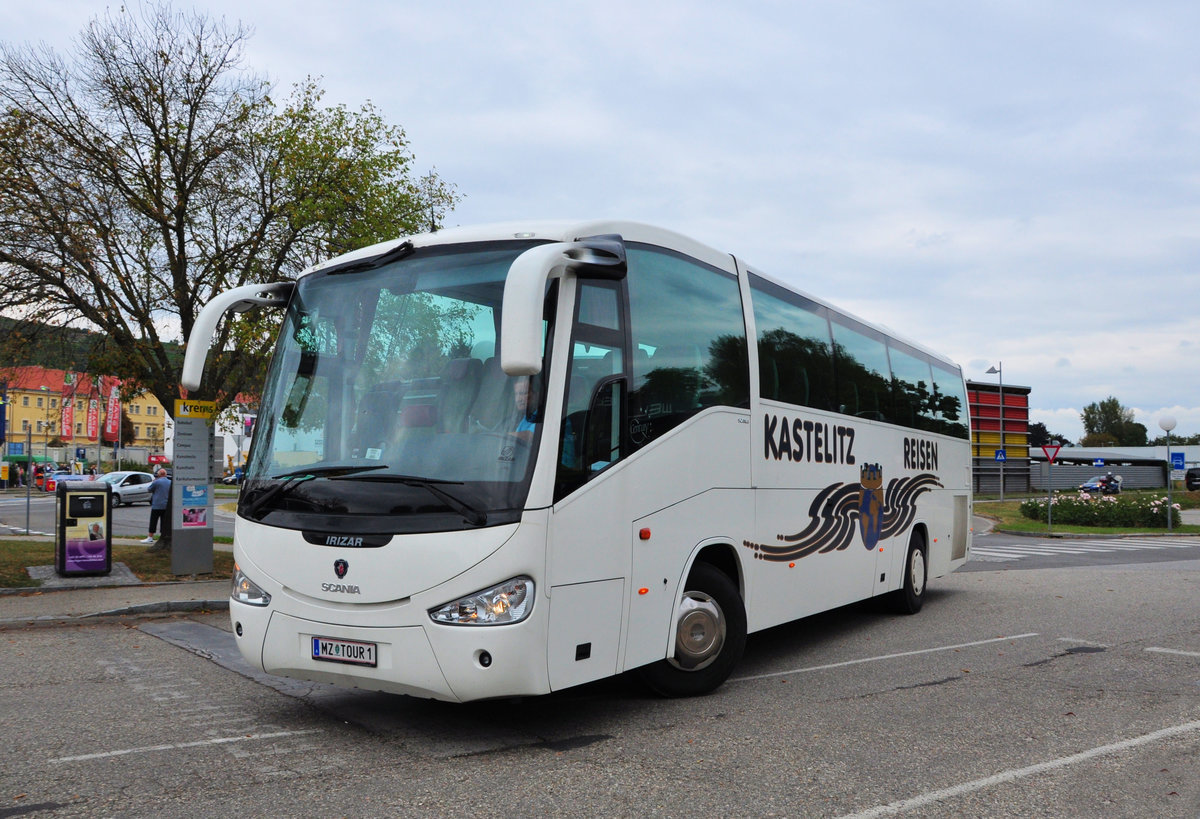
left=1159, top=416, right=1176, bottom=532
left=986, top=363, right=1004, bottom=502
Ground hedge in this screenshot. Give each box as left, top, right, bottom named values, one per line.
left=1019, top=492, right=1182, bottom=528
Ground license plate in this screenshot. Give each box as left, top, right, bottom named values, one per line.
left=311, top=636, right=377, bottom=667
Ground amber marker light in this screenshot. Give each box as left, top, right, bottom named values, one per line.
left=638, top=587, right=649, bottom=595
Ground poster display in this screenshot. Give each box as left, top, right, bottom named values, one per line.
left=171, top=399, right=216, bottom=575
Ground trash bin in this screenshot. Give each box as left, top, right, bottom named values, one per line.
left=55, top=481, right=112, bottom=576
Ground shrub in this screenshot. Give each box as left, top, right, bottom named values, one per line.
left=1019, top=492, right=1182, bottom=528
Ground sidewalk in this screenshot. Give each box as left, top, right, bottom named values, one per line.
left=0, top=578, right=230, bottom=626
left=0, top=535, right=231, bottom=627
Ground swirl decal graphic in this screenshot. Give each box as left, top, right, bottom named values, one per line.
left=743, top=466, right=942, bottom=563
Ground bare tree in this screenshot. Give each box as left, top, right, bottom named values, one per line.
left=0, top=4, right=459, bottom=413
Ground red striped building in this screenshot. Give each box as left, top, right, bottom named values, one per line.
left=968, top=379, right=1031, bottom=494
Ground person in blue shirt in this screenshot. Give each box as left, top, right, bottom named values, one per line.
left=512, top=378, right=538, bottom=442
left=511, top=377, right=577, bottom=466
left=142, top=468, right=172, bottom=549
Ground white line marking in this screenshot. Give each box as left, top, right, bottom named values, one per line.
left=49, top=730, right=320, bottom=764
left=964, top=545, right=1022, bottom=557
left=1003, top=545, right=1105, bottom=554
left=836, top=719, right=1200, bottom=818
left=730, top=634, right=1039, bottom=682
left=1146, top=647, right=1200, bottom=659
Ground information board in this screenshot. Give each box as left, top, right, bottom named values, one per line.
left=171, top=399, right=215, bottom=575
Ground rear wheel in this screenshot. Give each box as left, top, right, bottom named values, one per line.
left=892, top=532, right=927, bottom=614
left=639, top=562, right=746, bottom=697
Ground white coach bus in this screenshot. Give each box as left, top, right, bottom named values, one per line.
left=183, top=220, right=972, bottom=702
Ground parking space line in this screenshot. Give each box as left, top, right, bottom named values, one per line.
left=1145, top=647, right=1200, bottom=659
left=837, top=719, right=1200, bottom=818
left=730, top=633, right=1039, bottom=682
left=49, top=730, right=321, bottom=764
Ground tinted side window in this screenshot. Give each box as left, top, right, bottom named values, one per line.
left=831, top=318, right=891, bottom=421
left=887, top=343, right=935, bottom=430
left=750, top=276, right=836, bottom=411
left=931, top=360, right=969, bottom=439
left=626, top=245, right=749, bottom=449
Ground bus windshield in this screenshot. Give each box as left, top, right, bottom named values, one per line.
left=242, top=241, right=551, bottom=534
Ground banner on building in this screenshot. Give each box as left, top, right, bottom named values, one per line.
left=103, top=379, right=121, bottom=442
left=87, top=397, right=99, bottom=440
left=60, top=373, right=74, bottom=442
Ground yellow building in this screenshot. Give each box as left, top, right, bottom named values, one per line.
left=1, top=366, right=168, bottom=459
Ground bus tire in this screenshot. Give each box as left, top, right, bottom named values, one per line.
left=892, top=532, right=927, bottom=615
left=639, top=561, right=746, bottom=698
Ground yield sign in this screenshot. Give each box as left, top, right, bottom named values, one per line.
left=1042, top=445, right=1061, bottom=464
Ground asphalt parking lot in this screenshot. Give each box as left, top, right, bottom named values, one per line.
left=3, top=556, right=1198, bottom=817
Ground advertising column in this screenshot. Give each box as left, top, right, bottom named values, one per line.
left=172, top=399, right=216, bottom=575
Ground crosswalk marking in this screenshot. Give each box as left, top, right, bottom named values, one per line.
left=972, top=536, right=1200, bottom=562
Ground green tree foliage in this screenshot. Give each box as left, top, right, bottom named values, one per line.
left=1149, top=431, right=1200, bottom=446
left=1027, top=421, right=1072, bottom=447
left=1080, top=396, right=1147, bottom=446
left=0, top=3, right=460, bottom=415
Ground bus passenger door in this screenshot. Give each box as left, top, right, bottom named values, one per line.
left=546, top=278, right=632, bottom=691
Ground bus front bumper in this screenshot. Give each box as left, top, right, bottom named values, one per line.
left=233, top=602, right=551, bottom=703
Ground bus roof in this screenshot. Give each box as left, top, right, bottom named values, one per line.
left=304, top=220, right=735, bottom=277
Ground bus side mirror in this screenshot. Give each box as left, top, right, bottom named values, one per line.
left=500, top=235, right=626, bottom=377
left=181, top=282, right=294, bottom=392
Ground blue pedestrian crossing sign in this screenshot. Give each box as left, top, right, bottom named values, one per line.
left=995, top=449, right=1007, bottom=462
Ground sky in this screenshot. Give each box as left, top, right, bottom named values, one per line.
left=3, top=1, right=1199, bottom=445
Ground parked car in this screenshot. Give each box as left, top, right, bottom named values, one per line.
left=42, top=470, right=73, bottom=492
left=98, top=471, right=156, bottom=506
left=44, top=472, right=88, bottom=492
left=1187, top=467, right=1200, bottom=492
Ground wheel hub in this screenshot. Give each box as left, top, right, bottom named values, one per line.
left=911, top=549, right=926, bottom=596
left=670, top=592, right=726, bottom=671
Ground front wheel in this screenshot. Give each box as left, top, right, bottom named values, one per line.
left=892, top=532, right=927, bottom=615
left=111, top=495, right=122, bottom=508
left=639, top=562, right=746, bottom=697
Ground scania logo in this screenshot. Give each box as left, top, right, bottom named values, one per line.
left=334, top=559, right=349, bottom=579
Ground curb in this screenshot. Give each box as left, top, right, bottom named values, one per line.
left=0, top=598, right=229, bottom=628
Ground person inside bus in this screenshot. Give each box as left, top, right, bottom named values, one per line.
left=512, top=377, right=539, bottom=443
left=510, top=376, right=578, bottom=466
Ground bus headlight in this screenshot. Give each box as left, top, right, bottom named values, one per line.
left=231, top=563, right=272, bottom=607
left=429, top=577, right=534, bottom=626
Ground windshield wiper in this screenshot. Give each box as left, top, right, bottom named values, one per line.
left=271, top=464, right=391, bottom=480
left=348, top=473, right=488, bottom=526
left=241, top=474, right=315, bottom=520
left=241, top=464, right=390, bottom=520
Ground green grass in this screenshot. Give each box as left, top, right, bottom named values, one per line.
left=0, top=538, right=234, bottom=588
